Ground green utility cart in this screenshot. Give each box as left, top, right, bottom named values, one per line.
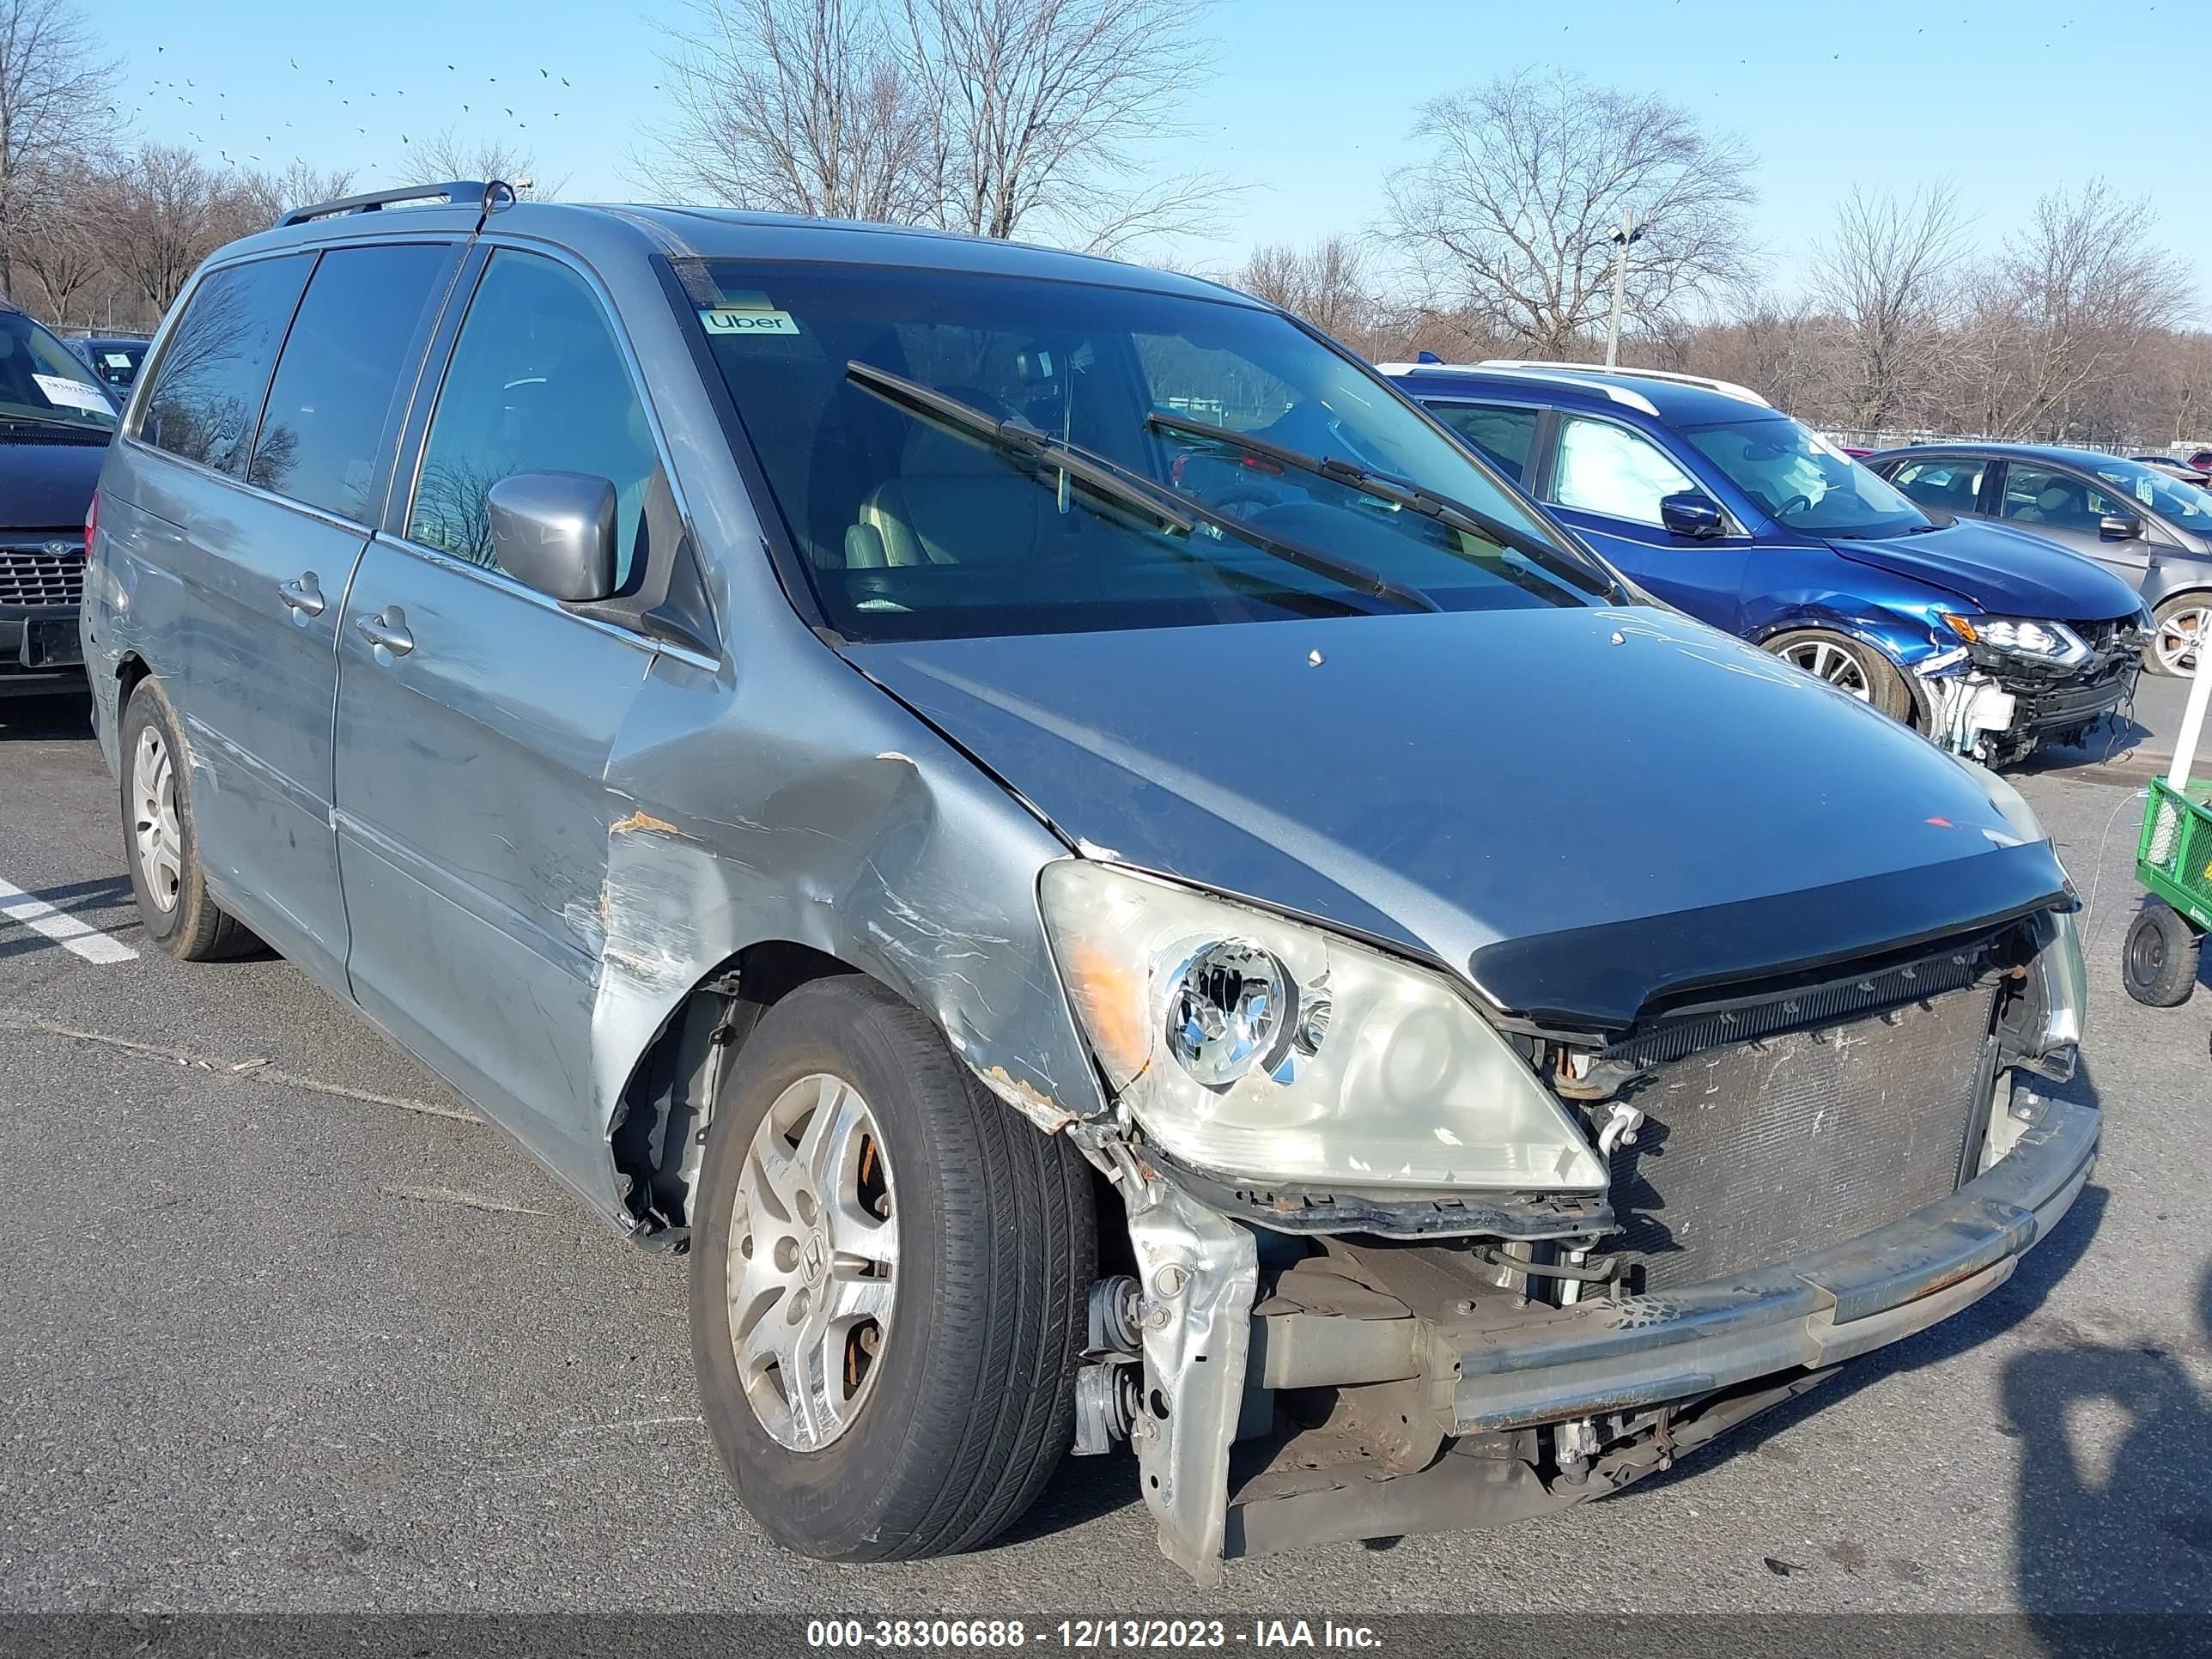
left=2124, top=659, right=2212, bottom=1007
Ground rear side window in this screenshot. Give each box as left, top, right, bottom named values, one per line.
left=139, top=254, right=313, bottom=477
left=249, top=243, right=454, bottom=520
left=2000, top=464, right=2123, bottom=535
left=406, top=249, right=660, bottom=587
left=1425, top=401, right=1539, bottom=483
left=1550, top=415, right=1697, bottom=526
left=1889, top=458, right=1985, bottom=514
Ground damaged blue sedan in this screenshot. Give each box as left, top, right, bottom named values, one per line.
left=82, top=183, right=2094, bottom=1584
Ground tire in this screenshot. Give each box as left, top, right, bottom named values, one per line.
left=690, top=975, right=1096, bottom=1562
left=118, top=678, right=260, bottom=962
left=1764, top=629, right=1916, bottom=723
left=2122, top=900, right=2202, bottom=1007
left=2147, top=593, right=2209, bottom=678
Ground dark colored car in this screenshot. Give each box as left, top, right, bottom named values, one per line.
left=1868, top=443, right=2212, bottom=678
left=1384, top=362, right=2147, bottom=764
left=86, top=184, right=2094, bottom=1583
left=68, top=335, right=150, bottom=394
left=2, top=301, right=115, bottom=696
left=2130, top=453, right=2210, bottom=487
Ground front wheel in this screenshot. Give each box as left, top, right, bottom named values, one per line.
left=690, top=975, right=1096, bottom=1561
left=2147, top=594, right=2209, bottom=678
left=2122, top=900, right=2201, bottom=1006
left=1763, top=629, right=1916, bottom=724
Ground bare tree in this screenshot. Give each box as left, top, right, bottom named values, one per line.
left=12, top=151, right=104, bottom=321
left=237, top=161, right=356, bottom=225
left=0, top=0, right=121, bottom=301
left=905, top=0, right=1228, bottom=250
left=1958, top=179, right=2192, bottom=441
left=101, top=143, right=264, bottom=314
left=644, top=0, right=935, bottom=222
left=1809, top=182, right=1972, bottom=429
left=1234, top=237, right=1374, bottom=346
left=1383, top=68, right=1759, bottom=358
left=408, top=127, right=541, bottom=192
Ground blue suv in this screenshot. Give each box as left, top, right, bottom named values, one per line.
left=1385, top=361, right=2147, bottom=764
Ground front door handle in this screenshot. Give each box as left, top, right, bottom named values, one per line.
left=277, top=573, right=325, bottom=617
left=355, top=606, right=414, bottom=657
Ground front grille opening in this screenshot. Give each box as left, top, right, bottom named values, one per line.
left=0, top=546, right=85, bottom=607
left=1603, top=981, right=2000, bottom=1293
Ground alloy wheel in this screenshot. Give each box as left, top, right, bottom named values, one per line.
left=2154, top=606, right=2206, bottom=677
left=131, top=726, right=182, bottom=913
left=1780, top=637, right=1872, bottom=700
left=727, top=1072, right=898, bottom=1450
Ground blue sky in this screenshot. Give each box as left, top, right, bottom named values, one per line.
left=101, top=0, right=2199, bottom=302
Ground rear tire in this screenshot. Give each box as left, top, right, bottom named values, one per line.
left=118, top=678, right=260, bottom=962
left=2122, top=900, right=2201, bottom=1007
left=690, top=975, right=1096, bottom=1561
left=1764, top=629, right=1916, bottom=724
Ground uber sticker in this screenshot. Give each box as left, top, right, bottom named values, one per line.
left=700, top=305, right=800, bottom=337
left=33, top=373, right=110, bottom=416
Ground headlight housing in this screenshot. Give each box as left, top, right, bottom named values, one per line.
left=1963, top=762, right=2086, bottom=1060
left=1039, top=860, right=1606, bottom=1194
left=1942, top=614, right=2092, bottom=668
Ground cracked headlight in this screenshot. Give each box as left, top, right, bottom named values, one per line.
left=1942, top=614, right=2092, bottom=668
left=1039, top=860, right=1606, bottom=1194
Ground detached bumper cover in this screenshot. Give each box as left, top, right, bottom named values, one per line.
left=1451, top=1091, right=2097, bottom=1431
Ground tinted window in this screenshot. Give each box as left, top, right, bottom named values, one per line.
left=1425, top=401, right=1539, bottom=483
left=251, top=244, right=453, bottom=520
left=1551, top=416, right=1697, bottom=526
left=408, top=250, right=659, bottom=587
left=1890, top=457, right=1986, bottom=514
left=2081, top=454, right=2212, bottom=528
left=2000, top=464, right=2124, bottom=535
left=690, top=259, right=1604, bottom=643
left=140, top=254, right=313, bottom=477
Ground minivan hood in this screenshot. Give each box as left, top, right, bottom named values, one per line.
left=0, top=434, right=107, bottom=531
left=848, top=607, right=2061, bottom=1025
left=1826, top=518, right=2142, bottom=621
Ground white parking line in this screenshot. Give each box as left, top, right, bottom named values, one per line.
left=0, top=875, right=138, bottom=964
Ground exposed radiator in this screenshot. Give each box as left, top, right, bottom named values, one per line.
left=1606, top=981, right=1997, bottom=1293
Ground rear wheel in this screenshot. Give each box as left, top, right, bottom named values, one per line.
left=1764, top=629, right=1916, bottom=724
left=118, top=678, right=259, bottom=961
left=2148, top=594, right=2209, bottom=678
left=690, top=975, right=1095, bottom=1561
left=2122, top=900, right=2201, bottom=1006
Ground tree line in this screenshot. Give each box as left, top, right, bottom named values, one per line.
left=3, top=0, right=2201, bottom=448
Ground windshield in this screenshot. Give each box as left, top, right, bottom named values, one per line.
left=1684, top=416, right=1929, bottom=538
left=0, top=310, right=118, bottom=434
left=2083, top=455, right=2212, bottom=528
left=684, top=259, right=1608, bottom=641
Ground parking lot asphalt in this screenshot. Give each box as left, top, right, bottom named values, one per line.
left=3, top=686, right=2209, bottom=1617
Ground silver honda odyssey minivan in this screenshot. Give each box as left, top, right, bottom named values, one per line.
left=82, top=180, right=2095, bottom=1584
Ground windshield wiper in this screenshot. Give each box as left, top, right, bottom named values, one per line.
left=846, top=362, right=1437, bottom=614
left=1146, top=409, right=1619, bottom=597
left=0, top=409, right=112, bottom=436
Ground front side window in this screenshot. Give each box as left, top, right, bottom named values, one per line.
left=1425, top=401, right=1540, bottom=483
left=1551, top=416, right=1697, bottom=526
left=1889, top=457, right=1986, bottom=515
left=685, top=259, right=1607, bottom=642
left=2083, top=455, right=2212, bottom=528
left=408, top=250, right=660, bottom=588
left=1999, top=465, right=2124, bottom=535
left=139, top=254, right=313, bottom=477
left=1683, top=416, right=1929, bottom=539
left=0, top=310, right=117, bottom=435
left=252, top=243, right=454, bottom=520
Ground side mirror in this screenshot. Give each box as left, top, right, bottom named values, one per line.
left=1659, top=489, right=1726, bottom=540
left=486, top=471, right=619, bottom=602
left=2100, top=512, right=2144, bottom=542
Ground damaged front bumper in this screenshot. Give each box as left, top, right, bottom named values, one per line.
left=1913, top=633, right=2140, bottom=763
left=1114, top=1085, right=2095, bottom=1583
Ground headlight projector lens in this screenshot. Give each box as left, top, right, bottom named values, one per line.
left=1166, top=939, right=1294, bottom=1086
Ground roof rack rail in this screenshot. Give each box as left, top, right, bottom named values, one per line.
left=1478, top=359, right=1773, bottom=409
left=276, top=179, right=504, bottom=228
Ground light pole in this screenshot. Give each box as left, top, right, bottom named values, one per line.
left=1604, top=209, right=1644, bottom=369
